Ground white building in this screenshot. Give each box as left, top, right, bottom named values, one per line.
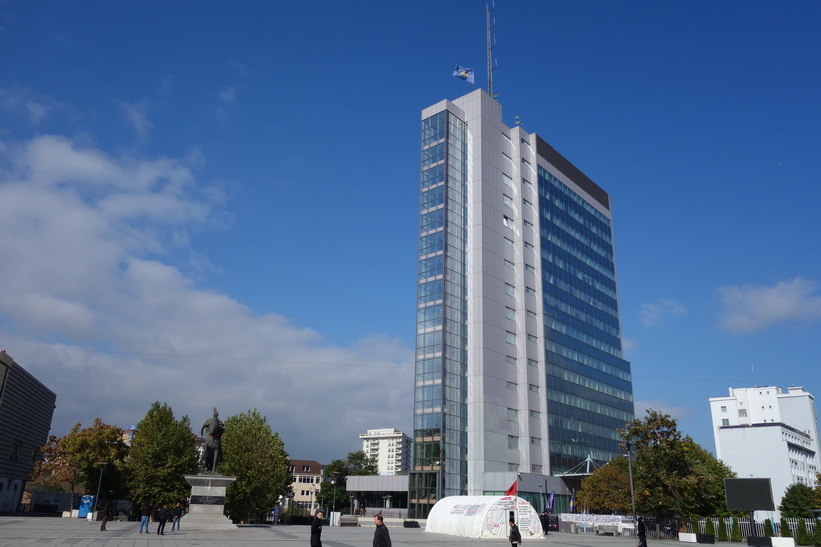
left=359, top=428, right=411, bottom=475
left=709, top=386, right=820, bottom=514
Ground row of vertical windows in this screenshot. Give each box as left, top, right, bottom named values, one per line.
left=421, top=164, right=445, bottom=189
left=540, top=221, right=613, bottom=265
left=547, top=317, right=622, bottom=358
left=538, top=166, right=611, bottom=227
left=544, top=272, right=618, bottom=319
left=543, top=244, right=615, bottom=283
left=421, top=143, right=445, bottom=167
left=544, top=294, right=621, bottom=338
left=545, top=341, right=632, bottom=382
left=548, top=414, right=623, bottom=442
left=548, top=364, right=634, bottom=403
left=548, top=389, right=633, bottom=422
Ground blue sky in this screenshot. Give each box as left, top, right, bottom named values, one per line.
left=1, top=1, right=820, bottom=465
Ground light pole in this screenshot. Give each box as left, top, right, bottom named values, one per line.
left=330, top=479, right=336, bottom=523
left=626, top=439, right=637, bottom=524
left=93, top=462, right=109, bottom=520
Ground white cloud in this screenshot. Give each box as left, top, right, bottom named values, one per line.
left=0, top=88, right=55, bottom=124
left=639, top=299, right=686, bottom=327
left=121, top=100, right=152, bottom=142
left=715, top=277, right=821, bottom=334
left=0, top=134, right=413, bottom=462
left=25, top=100, right=50, bottom=124
left=219, top=87, right=236, bottom=103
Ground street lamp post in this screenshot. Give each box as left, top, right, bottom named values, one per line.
left=626, top=440, right=637, bottom=524
left=330, top=479, right=336, bottom=524
left=93, top=462, right=109, bottom=520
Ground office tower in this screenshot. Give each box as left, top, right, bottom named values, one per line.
left=410, top=90, right=634, bottom=517
left=359, top=428, right=412, bottom=475
left=709, top=386, right=820, bottom=516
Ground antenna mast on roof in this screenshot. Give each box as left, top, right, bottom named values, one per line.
left=486, top=1, right=497, bottom=99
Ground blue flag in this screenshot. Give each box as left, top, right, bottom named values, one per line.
left=546, top=489, right=555, bottom=513
left=569, top=489, right=576, bottom=513
left=453, top=64, right=475, bottom=84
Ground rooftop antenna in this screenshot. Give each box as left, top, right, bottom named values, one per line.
left=486, top=1, right=497, bottom=99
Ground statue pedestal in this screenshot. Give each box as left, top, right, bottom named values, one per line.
left=183, top=475, right=238, bottom=530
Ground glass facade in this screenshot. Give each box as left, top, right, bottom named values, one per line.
left=409, top=110, right=468, bottom=518
left=536, top=165, right=634, bottom=474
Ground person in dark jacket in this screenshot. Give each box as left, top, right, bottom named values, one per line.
left=310, top=510, right=324, bottom=547
left=155, top=504, right=169, bottom=535
left=139, top=502, right=152, bottom=533
left=373, top=514, right=391, bottom=547
left=509, top=517, right=522, bottom=546
left=638, top=517, right=647, bottom=547
left=100, top=498, right=113, bottom=531
left=170, top=502, right=183, bottom=531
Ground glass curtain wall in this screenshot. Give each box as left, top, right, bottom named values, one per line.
left=536, top=166, right=634, bottom=474
left=409, top=110, right=468, bottom=518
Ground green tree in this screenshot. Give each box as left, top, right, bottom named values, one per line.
left=812, top=519, right=821, bottom=546
left=781, top=484, right=817, bottom=518
left=764, top=519, right=774, bottom=538
left=621, top=410, right=735, bottom=518
left=60, top=418, right=129, bottom=498
left=780, top=516, right=792, bottom=538
left=718, top=518, right=729, bottom=541
left=219, top=409, right=292, bottom=523
left=705, top=517, right=716, bottom=537
left=124, top=402, right=199, bottom=509
left=796, top=518, right=812, bottom=546
left=578, top=456, right=632, bottom=514
left=29, top=435, right=83, bottom=510
left=815, top=474, right=821, bottom=510
left=731, top=517, right=741, bottom=542
left=316, top=451, right=377, bottom=512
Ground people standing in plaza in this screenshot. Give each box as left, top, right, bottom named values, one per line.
left=99, top=498, right=113, bottom=531
left=170, top=502, right=183, bottom=531
left=373, top=514, right=392, bottom=547
left=139, top=502, right=152, bottom=533
left=310, top=510, right=324, bottom=547
left=509, top=517, right=522, bottom=547
left=155, top=504, right=168, bottom=535
left=638, top=517, right=647, bottom=547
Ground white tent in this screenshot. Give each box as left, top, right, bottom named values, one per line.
left=425, top=495, right=544, bottom=539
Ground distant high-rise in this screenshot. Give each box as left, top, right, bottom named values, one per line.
left=410, top=90, right=634, bottom=517
left=359, top=428, right=412, bottom=475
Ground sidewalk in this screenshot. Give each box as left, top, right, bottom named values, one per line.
left=0, top=515, right=646, bottom=547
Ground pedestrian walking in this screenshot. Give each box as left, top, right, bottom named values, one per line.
left=310, top=510, right=324, bottom=547
left=155, top=504, right=168, bottom=535
left=170, top=502, right=183, bottom=531
left=99, top=498, right=113, bottom=531
left=139, top=502, right=152, bottom=533
left=638, top=517, right=647, bottom=547
left=373, top=513, right=391, bottom=547
left=509, top=517, right=522, bottom=547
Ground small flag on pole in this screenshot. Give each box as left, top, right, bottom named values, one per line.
left=453, top=64, right=475, bottom=84
left=546, top=489, right=555, bottom=513
left=504, top=479, right=518, bottom=496
left=569, top=489, right=576, bottom=513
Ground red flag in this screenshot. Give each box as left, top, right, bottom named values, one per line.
left=504, top=480, right=518, bottom=496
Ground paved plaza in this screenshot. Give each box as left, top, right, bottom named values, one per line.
left=0, top=516, right=657, bottom=547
